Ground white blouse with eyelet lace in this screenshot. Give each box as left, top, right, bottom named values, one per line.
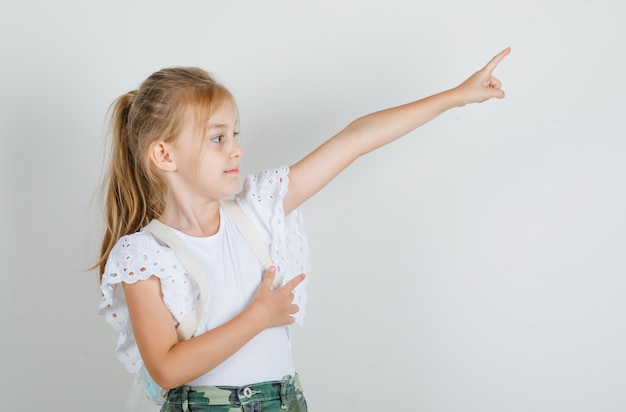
left=98, top=166, right=310, bottom=376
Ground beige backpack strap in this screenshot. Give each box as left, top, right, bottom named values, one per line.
left=220, top=199, right=282, bottom=289
left=143, top=219, right=208, bottom=341
left=143, top=201, right=277, bottom=341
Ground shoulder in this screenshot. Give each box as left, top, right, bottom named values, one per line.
left=236, top=166, right=290, bottom=216
left=103, top=230, right=184, bottom=285
left=237, top=166, right=290, bottom=203
left=234, top=166, right=290, bottom=232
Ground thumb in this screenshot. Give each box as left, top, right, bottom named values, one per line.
left=262, top=266, right=277, bottom=287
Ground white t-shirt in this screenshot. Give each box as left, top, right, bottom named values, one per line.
left=98, top=166, right=310, bottom=386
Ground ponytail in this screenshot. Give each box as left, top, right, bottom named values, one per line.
left=94, top=91, right=150, bottom=277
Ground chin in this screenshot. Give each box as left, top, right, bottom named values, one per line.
left=225, top=184, right=240, bottom=197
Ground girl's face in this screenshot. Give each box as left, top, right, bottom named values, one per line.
left=169, top=100, right=242, bottom=201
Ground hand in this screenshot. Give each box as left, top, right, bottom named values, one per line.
left=249, top=267, right=306, bottom=328
left=454, top=47, right=510, bottom=106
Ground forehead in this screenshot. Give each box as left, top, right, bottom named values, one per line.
left=206, top=100, right=238, bottom=128
left=184, top=97, right=238, bottom=136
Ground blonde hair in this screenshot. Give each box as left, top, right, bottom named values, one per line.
left=95, top=67, right=235, bottom=279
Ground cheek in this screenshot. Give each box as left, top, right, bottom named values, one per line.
left=197, top=154, right=223, bottom=176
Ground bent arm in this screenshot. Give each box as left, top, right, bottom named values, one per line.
left=123, top=277, right=265, bottom=389
left=124, top=268, right=304, bottom=389
left=283, top=47, right=510, bottom=215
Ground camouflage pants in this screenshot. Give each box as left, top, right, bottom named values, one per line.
left=160, top=374, right=307, bottom=412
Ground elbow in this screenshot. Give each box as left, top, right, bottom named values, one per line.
left=144, top=364, right=181, bottom=390
left=152, top=378, right=179, bottom=391
left=145, top=357, right=216, bottom=390
left=338, top=124, right=370, bottom=157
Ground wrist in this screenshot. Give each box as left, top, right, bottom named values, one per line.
left=441, top=87, right=471, bottom=108
left=242, top=301, right=270, bottom=331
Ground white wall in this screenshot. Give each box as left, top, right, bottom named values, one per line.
left=2, top=1, right=626, bottom=410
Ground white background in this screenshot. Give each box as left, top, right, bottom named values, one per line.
left=2, top=1, right=626, bottom=411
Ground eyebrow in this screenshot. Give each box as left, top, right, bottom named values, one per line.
left=207, top=123, right=229, bottom=129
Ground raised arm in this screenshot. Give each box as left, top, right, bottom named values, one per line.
left=283, top=48, right=510, bottom=215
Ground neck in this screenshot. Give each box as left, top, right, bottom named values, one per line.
left=158, top=197, right=222, bottom=237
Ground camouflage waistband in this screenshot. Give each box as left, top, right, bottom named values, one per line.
left=165, top=374, right=304, bottom=407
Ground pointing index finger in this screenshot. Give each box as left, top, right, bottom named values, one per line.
left=285, top=273, right=306, bottom=290
left=484, top=47, right=511, bottom=74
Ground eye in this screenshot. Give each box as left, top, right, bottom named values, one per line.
left=210, top=135, right=224, bottom=143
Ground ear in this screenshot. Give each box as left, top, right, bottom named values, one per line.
left=149, top=141, right=177, bottom=171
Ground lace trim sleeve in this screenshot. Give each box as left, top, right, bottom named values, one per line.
left=97, top=231, right=200, bottom=372
left=235, top=166, right=311, bottom=325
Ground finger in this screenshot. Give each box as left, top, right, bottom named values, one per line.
left=483, top=47, right=511, bottom=75
left=484, top=76, right=502, bottom=89
left=491, top=87, right=506, bottom=99
left=262, top=266, right=277, bottom=287
left=284, top=273, right=306, bottom=290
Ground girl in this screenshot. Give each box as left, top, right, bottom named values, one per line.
left=97, top=48, right=510, bottom=411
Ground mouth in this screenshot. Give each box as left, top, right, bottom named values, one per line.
left=224, top=168, right=240, bottom=175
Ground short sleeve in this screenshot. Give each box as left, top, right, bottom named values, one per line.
left=235, top=166, right=311, bottom=324
left=97, top=231, right=201, bottom=373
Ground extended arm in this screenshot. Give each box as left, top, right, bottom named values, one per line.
left=283, top=48, right=510, bottom=215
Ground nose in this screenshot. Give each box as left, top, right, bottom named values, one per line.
left=230, top=137, right=242, bottom=159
